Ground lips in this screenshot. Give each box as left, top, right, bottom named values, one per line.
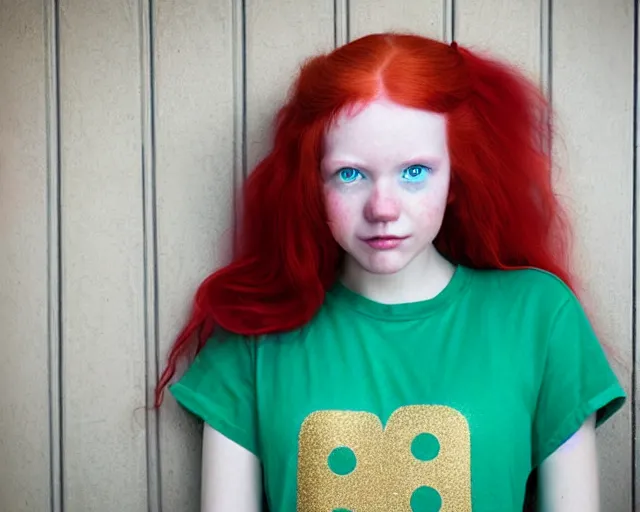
left=362, top=235, right=408, bottom=250
left=363, top=235, right=408, bottom=241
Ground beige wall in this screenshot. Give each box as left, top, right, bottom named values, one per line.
left=0, top=0, right=635, bottom=510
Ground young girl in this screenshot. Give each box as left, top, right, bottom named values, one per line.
left=155, top=33, right=625, bottom=511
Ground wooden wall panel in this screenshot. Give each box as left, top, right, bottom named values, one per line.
left=456, top=0, right=541, bottom=81
left=153, top=1, right=235, bottom=511
left=0, top=1, right=52, bottom=511
left=350, top=0, right=444, bottom=41
left=245, top=0, right=334, bottom=173
left=552, top=0, right=634, bottom=509
left=58, top=1, right=147, bottom=510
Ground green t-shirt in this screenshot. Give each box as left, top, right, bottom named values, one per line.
left=170, top=265, right=625, bottom=511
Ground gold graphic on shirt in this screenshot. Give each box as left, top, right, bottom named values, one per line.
left=296, top=405, right=471, bottom=511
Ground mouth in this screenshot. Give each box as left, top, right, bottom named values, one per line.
left=361, top=235, right=409, bottom=250
left=363, top=234, right=408, bottom=240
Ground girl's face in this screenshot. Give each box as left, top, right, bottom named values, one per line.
left=321, top=99, right=451, bottom=276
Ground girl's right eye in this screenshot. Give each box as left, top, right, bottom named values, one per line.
left=337, top=167, right=363, bottom=183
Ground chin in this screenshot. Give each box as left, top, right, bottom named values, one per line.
left=356, top=253, right=412, bottom=275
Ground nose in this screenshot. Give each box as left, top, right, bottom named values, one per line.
left=363, top=184, right=400, bottom=223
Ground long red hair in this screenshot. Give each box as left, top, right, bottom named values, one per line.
left=155, top=33, right=573, bottom=405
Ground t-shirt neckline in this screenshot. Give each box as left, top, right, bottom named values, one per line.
left=326, top=264, right=471, bottom=320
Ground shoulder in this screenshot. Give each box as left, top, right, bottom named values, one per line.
left=200, top=326, right=256, bottom=348
left=190, top=326, right=259, bottom=371
left=468, top=265, right=572, bottom=293
left=459, top=266, right=584, bottom=340
left=466, top=266, right=575, bottom=309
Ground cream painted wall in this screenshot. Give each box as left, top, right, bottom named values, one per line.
left=0, top=0, right=635, bottom=511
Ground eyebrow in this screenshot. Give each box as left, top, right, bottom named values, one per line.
left=321, top=157, right=366, bottom=170
left=322, top=155, right=443, bottom=170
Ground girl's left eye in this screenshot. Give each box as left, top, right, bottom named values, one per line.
left=401, top=164, right=431, bottom=182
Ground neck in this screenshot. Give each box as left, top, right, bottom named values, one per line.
left=339, top=246, right=456, bottom=304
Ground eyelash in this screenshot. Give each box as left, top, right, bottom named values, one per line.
left=335, top=164, right=433, bottom=184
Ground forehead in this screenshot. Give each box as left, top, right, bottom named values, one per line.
left=323, top=99, right=448, bottom=162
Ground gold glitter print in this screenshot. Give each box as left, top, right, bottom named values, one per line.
left=296, top=405, right=471, bottom=512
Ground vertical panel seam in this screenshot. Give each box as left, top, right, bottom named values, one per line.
left=539, top=0, right=552, bottom=101
left=334, top=0, right=349, bottom=48
left=139, top=0, right=161, bottom=510
left=443, top=0, right=455, bottom=43
left=540, top=0, right=553, bottom=168
left=333, top=0, right=337, bottom=47
left=45, top=0, right=63, bottom=510
left=232, top=0, right=247, bottom=251
left=633, top=0, right=638, bottom=508
left=346, top=0, right=350, bottom=44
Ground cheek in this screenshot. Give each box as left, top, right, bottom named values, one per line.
left=323, top=188, right=358, bottom=237
left=410, top=186, right=449, bottom=231
left=417, top=193, right=447, bottom=217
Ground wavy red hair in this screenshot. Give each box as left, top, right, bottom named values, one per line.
left=155, top=33, right=574, bottom=406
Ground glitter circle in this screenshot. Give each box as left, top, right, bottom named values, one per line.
left=410, top=486, right=442, bottom=512
left=333, top=509, right=352, bottom=512
left=411, top=433, right=440, bottom=462
left=327, top=446, right=357, bottom=476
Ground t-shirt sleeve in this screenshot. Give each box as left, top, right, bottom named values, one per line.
left=530, top=293, right=626, bottom=468
left=168, top=328, right=259, bottom=457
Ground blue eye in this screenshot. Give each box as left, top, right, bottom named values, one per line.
left=337, top=167, right=363, bottom=183
left=401, top=164, right=431, bottom=183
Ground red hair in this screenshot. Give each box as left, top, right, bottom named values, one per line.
left=155, top=33, right=573, bottom=406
